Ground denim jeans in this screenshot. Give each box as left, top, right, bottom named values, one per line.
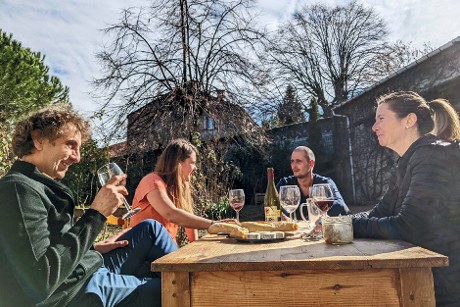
left=71, top=219, right=178, bottom=307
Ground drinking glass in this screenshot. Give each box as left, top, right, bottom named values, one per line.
left=97, top=162, right=141, bottom=220
left=228, top=189, right=245, bottom=222
left=299, top=198, right=324, bottom=240
left=279, top=185, right=301, bottom=221
left=310, top=183, right=334, bottom=214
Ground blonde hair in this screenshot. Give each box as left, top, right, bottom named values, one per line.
left=429, top=99, right=460, bottom=141
left=154, top=139, right=197, bottom=213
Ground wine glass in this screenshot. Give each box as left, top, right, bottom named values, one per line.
left=299, top=198, right=323, bottom=240
left=310, top=183, right=334, bottom=215
left=228, top=189, right=245, bottom=222
left=279, top=185, right=301, bottom=221
left=97, top=162, right=141, bottom=220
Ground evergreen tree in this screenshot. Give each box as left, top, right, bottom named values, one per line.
left=277, top=84, right=305, bottom=126
left=0, top=30, right=69, bottom=176
left=0, top=30, right=69, bottom=126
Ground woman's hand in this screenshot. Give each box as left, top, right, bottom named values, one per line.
left=93, top=228, right=131, bottom=254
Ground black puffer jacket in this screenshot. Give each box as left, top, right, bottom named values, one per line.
left=353, top=135, right=460, bottom=306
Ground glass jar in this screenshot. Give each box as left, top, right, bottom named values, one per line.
left=322, top=215, right=353, bottom=244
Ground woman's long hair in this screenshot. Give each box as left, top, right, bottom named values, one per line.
left=154, top=139, right=197, bottom=213
left=377, top=91, right=460, bottom=141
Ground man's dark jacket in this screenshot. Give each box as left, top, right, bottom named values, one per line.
left=353, top=135, right=460, bottom=306
left=0, top=161, right=106, bottom=306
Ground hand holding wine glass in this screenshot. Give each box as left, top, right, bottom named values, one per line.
left=310, top=183, right=334, bottom=214
left=228, top=189, right=245, bottom=222
left=97, top=162, right=141, bottom=220
left=279, top=185, right=301, bottom=221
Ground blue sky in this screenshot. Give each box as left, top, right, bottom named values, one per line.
left=1, top=0, right=459, bottom=118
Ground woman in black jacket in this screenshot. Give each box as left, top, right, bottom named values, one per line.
left=353, top=91, right=460, bottom=306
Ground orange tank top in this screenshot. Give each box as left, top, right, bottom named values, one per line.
left=130, top=172, right=195, bottom=244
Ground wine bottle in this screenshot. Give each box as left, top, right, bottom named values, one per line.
left=264, top=167, right=281, bottom=222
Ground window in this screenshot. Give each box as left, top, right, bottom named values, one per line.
left=202, top=116, right=215, bottom=131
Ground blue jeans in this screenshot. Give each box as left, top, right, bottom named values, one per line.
left=71, top=219, right=178, bottom=307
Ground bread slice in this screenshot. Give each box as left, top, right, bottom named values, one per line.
left=208, top=222, right=249, bottom=239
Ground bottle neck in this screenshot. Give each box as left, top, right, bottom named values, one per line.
left=267, top=168, right=274, bottom=182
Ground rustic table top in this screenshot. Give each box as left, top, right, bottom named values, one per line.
left=152, top=236, right=448, bottom=272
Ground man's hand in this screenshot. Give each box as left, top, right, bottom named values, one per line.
left=93, top=228, right=131, bottom=254
left=90, top=174, right=128, bottom=217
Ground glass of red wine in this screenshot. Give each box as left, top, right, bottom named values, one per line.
left=310, top=183, right=334, bottom=215
left=228, top=189, right=245, bottom=222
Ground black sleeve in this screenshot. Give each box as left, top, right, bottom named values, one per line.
left=352, top=147, right=453, bottom=242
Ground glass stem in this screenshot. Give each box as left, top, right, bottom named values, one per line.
left=122, top=196, right=132, bottom=210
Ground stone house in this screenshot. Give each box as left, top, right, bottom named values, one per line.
left=125, top=84, right=260, bottom=154
left=114, top=83, right=263, bottom=200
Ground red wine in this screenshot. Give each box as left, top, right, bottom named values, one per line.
left=230, top=202, right=244, bottom=212
left=315, top=199, right=333, bottom=211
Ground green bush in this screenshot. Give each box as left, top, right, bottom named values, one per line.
left=207, top=197, right=232, bottom=220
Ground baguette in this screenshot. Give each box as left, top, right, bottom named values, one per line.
left=240, top=221, right=298, bottom=232
left=208, top=222, right=248, bottom=239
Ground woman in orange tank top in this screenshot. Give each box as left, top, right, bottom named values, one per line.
left=130, top=139, right=224, bottom=244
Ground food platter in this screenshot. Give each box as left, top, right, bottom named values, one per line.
left=232, top=237, right=286, bottom=243
left=228, top=230, right=291, bottom=243
left=208, top=220, right=302, bottom=243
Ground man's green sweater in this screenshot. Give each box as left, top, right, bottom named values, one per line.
left=0, top=161, right=106, bottom=306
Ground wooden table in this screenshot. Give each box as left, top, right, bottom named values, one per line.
left=151, top=236, right=448, bottom=306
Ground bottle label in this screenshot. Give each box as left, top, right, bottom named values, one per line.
left=264, top=206, right=278, bottom=222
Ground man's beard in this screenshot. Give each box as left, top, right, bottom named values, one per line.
left=294, top=171, right=309, bottom=179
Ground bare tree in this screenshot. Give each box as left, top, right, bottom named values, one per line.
left=261, top=1, right=431, bottom=117
left=93, top=0, right=272, bottom=222
left=94, top=0, right=267, bottom=140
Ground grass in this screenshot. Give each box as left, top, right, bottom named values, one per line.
left=95, top=224, right=122, bottom=242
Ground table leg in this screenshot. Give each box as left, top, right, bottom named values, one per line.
left=162, top=271, right=190, bottom=307
left=399, top=267, right=435, bottom=306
